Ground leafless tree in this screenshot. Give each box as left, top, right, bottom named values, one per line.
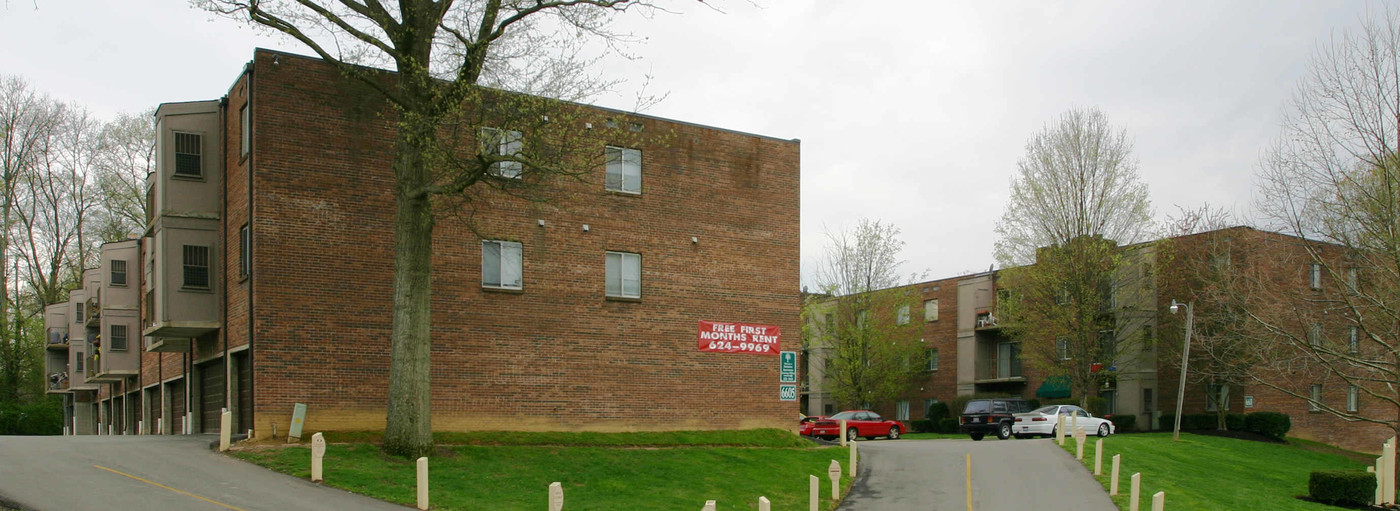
left=92, top=109, right=154, bottom=244
left=196, top=0, right=671, bottom=457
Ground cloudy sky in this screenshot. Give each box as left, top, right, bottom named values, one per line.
left=0, top=1, right=1378, bottom=285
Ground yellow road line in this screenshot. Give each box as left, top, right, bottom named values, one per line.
left=93, top=465, right=247, bottom=511
left=965, top=452, right=973, bottom=511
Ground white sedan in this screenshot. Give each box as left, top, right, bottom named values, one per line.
left=1012, top=405, right=1116, bottom=439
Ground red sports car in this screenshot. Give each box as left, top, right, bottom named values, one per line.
left=799, top=415, right=826, bottom=436
left=809, top=410, right=905, bottom=441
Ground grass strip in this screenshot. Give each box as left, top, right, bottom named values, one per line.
left=1063, top=432, right=1367, bottom=510
left=234, top=442, right=852, bottom=510
left=316, top=428, right=814, bottom=448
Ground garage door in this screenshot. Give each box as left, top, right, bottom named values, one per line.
left=128, top=392, right=140, bottom=434
left=199, top=359, right=225, bottom=434
left=111, top=396, right=123, bottom=434
left=236, top=352, right=252, bottom=433
left=169, top=380, right=185, bottom=434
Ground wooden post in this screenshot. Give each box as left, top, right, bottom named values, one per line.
left=416, top=457, right=428, bottom=510
left=157, top=418, right=162, bottom=435
left=828, top=460, right=842, bottom=499
left=310, top=433, right=325, bottom=482
left=1151, top=491, right=1164, bottom=511
left=63, top=426, right=69, bottom=436
left=1386, top=438, right=1396, bottom=505
left=1072, top=412, right=1078, bottom=433
left=1057, top=415, right=1065, bottom=446
left=138, top=420, right=144, bottom=436
left=809, top=475, right=819, bottom=511
left=702, top=500, right=716, bottom=511
left=850, top=438, right=858, bottom=474
left=758, top=496, right=770, bottom=511
left=1129, top=473, right=1141, bottom=511
left=549, top=482, right=563, bottom=511
left=1374, top=461, right=1383, bottom=505
left=1109, top=454, right=1121, bottom=496
left=1094, top=439, right=1104, bottom=475
left=1076, top=435, right=1085, bottom=460
left=839, top=419, right=848, bottom=447
left=219, top=411, right=232, bottom=452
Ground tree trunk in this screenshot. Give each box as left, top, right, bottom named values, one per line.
left=381, top=117, right=436, bottom=459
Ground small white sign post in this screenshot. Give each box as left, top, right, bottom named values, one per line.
left=549, top=482, right=563, bottom=511
left=1151, top=491, right=1165, bottom=511
left=416, top=457, right=428, bottom=511
left=1110, top=454, right=1121, bottom=496
left=1129, top=473, right=1141, bottom=511
left=702, top=500, right=716, bottom=511
left=828, top=460, right=842, bottom=499
left=138, top=420, right=144, bottom=436
left=1094, top=439, right=1104, bottom=475
left=219, top=410, right=232, bottom=452
left=809, top=475, right=819, bottom=511
left=157, top=418, right=162, bottom=435
left=1056, top=415, right=1066, bottom=446
left=1075, top=429, right=1086, bottom=460
left=1375, top=462, right=1384, bottom=505
left=839, top=420, right=848, bottom=447
left=310, top=433, right=326, bottom=482
left=758, top=496, right=770, bottom=511
left=1386, top=438, right=1397, bottom=505
left=850, top=438, right=858, bottom=474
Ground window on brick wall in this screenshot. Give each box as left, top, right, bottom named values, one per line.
left=240, top=104, right=250, bottom=157
left=1310, top=263, right=1322, bottom=290
left=1056, top=337, right=1071, bottom=360
left=482, top=240, right=523, bottom=290
left=239, top=224, right=250, bottom=278
left=174, top=132, right=202, bottom=177
left=924, top=299, right=938, bottom=321
left=1309, top=384, right=1322, bottom=412
left=1308, top=324, right=1321, bottom=347
left=924, top=398, right=936, bottom=418
left=110, top=260, right=126, bottom=286
left=1349, top=326, right=1360, bottom=354
left=1347, top=267, right=1359, bottom=294
left=1205, top=384, right=1228, bottom=412
left=605, top=251, right=640, bottom=298
left=925, top=348, right=938, bottom=372
left=604, top=146, right=641, bottom=194
left=1348, top=385, right=1359, bottom=413
left=896, top=400, right=910, bottom=421
left=110, top=324, right=128, bottom=351
left=481, top=127, right=523, bottom=179
left=182, top=245, right=210, bottom=289
left=896, top=304, right=910, bottom=325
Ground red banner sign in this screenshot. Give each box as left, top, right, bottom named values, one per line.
left=698, top=320, right=781, bottom=356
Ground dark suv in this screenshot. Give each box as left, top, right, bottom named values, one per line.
left=960, top=398, right=1031, bottom=441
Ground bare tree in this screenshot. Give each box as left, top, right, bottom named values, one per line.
left=805, top=219, right=926, bottom=410
left=994, top=107, right=1156, bottom=409
left=1252, top=6, right=1400, bottom=461
left=92, top=109, right=155, bottom=244
left=15, top=105, right=103, bottom=308
left=197, top=0, right=667, bottom=457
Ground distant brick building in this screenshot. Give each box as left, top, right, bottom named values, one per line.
left=45, top=49, right=802, bottom=438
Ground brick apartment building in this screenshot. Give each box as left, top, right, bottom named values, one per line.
left=44, top=49, right=802, bottom=438
left=802, top=226, right=1394, bottom=453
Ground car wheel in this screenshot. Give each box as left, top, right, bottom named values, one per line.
left=1098, top=423, right=1110, bottom=437
left=888, top=427, right=901, bottom=440
left=970, top=433, right=984, bottom=441
left=996, top=422, right=1012, bottom=440
left=1046, top=426, right=1057, bottom=439
left=846, top=428, right=858, bottom=442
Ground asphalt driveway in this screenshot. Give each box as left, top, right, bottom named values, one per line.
left=837, top=437, right=1117, bottom=510
left=0, top=434, right=402, bottom=511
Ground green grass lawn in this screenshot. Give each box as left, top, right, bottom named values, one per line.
left=1062, top=433, right=1371, bottom=510
left=318, top=428, right=812, bottom=448
left=233, top=430, right=852, bottom=510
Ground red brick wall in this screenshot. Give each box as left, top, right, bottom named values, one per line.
left=245, top=50, right=801, bottom=435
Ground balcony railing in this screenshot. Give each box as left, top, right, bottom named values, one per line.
left=975, top=355, right=1024, bottom=382
left=46, top=373, right=70, bottom=392
left=85, top=295, right=100, bottom=327
left=84, top=354, right=98, bottom=380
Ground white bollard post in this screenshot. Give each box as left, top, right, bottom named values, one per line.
left=1076, top=435, right=1085, bottom=460
left=138, top=420, right=143, bottom=436
left=1110, top=454, right=1121, bottom=496
left=1375, top=461, right=1384, bottom=505
left=311, top=433, right=326, bottom=482
left=1386, top=438, right=1397, bottom=505
left=109, top=425, right=114, bottom=436
left=219, top=411, right=232, bottom=452
left=97, top=422, right=102, bottom=435
left=828, top=460, right=842, bottom=499
left=1072, top=412, right=1078, bottom=435
left=758, top=496, right=770, bottom=511
left=850, top=438, right=858, bottom=474
left=63, top=426, right=69, bottom=436
left=549, top=482, right=563, bottom=511
left=1129, top=473, right=1141, bottom=511
left=416, top=457, right=429, bottom=510
left=157, top=418, right=163, bottom=435
left=702, top=500, right=716, bottom=511
left=186, top=412, right=193, bottom=435
left=839, top=419, right=848, bottom=447
left=1151, top=491, right=1165, bottom=511
left=1094, top=439, right=1104, bottom=475
left=809, top=475, right=819, bottom=511
left=1057, top=414, right=1066, bottom=445
left=73, top=417, right=77, bottom=436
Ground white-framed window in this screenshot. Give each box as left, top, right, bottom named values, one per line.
left=896, top=305, right=910, bottom=325
left=1205, top=384, right=1228, bottom=412
left=605, top=251, right=641, bottom=298
left=896, top=400, right=910, bottom=421
left=924, top=299, right=938, bottom=321
left=926, top=348, right=938, bottom=372
left=1347, top=385, right=1359, bottom=413
left=482, top=240, right=523, bottom=290
left=1349, top=326, right=1359, bottom=354
left=240, top=104, right=250, bottom=157
left=1308, top=324, right=1321, bottom=347
left=1310, top=263, right=1322, bottom=290
left=1309, top=384, right=1322, bottom=412
left=481, top=127, right=523, bottom=178
left=1056, top=337, right=1071, bottom=360
left=605, top=146, right=641, bottom=194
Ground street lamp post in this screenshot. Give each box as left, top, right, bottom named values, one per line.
left=1170, top=299, right=1194, bottom=442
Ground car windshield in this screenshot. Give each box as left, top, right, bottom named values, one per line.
left=963, top=401, right=991, bottom=414
left=829, top=411, right=858, bottom=420
left=1033, top=406, right=1059, bottom=415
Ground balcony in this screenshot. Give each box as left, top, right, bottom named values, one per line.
left=46, top=328, right=68, bottom=350
left=83, top=352, right=134, bottom=384
left=85, top=295, right=100, bottom=327
left=974, top=342, right=1025, bottom=384
left=144, top=335, right=191, bottom=352
left=45, top=374, right=70, bottom=394
left=975, top=311, right=1002, bottom=330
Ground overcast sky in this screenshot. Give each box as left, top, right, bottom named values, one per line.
left=0, top=1, right=1378, bottom=286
